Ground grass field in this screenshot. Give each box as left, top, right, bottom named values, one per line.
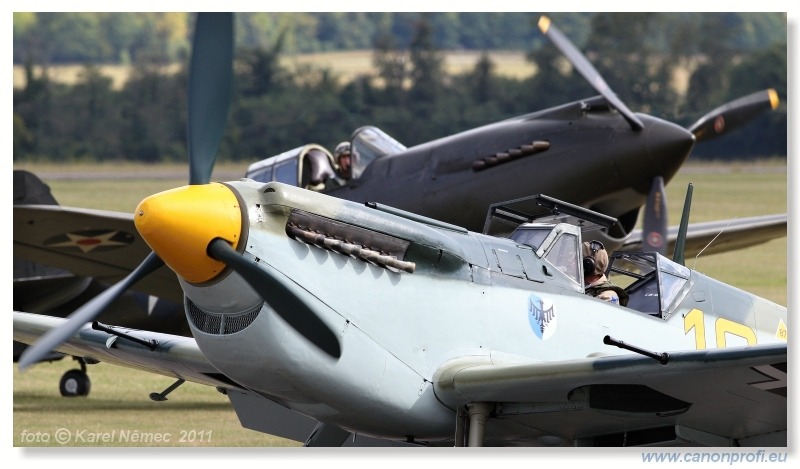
left=13, top=358, right=297, bottom=447
left=12, top=159, right=789, bottom=448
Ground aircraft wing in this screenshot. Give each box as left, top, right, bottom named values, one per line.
left=15, top=309, right=787, bottom=447
left=435, top=344, right=787, bottom=446
left=13, top=311, right=335, bottom=447
left=625, top=214, right=786, bottom=258
left=14, top=205, right=183, bottom=303
left=13, top=311, right=239, bottom=390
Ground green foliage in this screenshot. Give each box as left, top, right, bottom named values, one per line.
left=12, top=12, right=787, bottom=163
left=408, top=14, right=444, bottom=104
left=14, top=13, right=786, bottom=63
left=13, top=114, right=34, bottom=156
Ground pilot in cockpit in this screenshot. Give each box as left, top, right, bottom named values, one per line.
left=583, top=241, right=628, bottom=306
left=334, top=141, right=353, bottom=182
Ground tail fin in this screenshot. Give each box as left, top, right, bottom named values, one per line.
left=14, top=170, right=58, bottom=205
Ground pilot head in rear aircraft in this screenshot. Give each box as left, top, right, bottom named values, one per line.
left=334, top=141, right=352, bottom=180
left=583, top=241, right=628, bottom=306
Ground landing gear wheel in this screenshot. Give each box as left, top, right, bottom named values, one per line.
left=60, top=369, right=91, bottom=397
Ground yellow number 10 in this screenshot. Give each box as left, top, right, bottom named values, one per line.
left=683, top=308, right=756, bottom=350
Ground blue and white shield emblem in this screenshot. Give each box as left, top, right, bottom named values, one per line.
left=528, top=294, right=556, bottom=340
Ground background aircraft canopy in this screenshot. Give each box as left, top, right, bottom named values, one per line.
left=349, top=126, right=407, bottom=179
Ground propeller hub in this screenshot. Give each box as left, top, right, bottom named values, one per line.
left=135, top=183, right=243, bottom=284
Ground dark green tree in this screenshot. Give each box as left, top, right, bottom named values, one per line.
left=685, top=13, right=744, bottom=115
left=35, top=13, right=113, bottom=63
left=237, top=29, right=289, bottom=98
left=13, top=59, right=56, bottom=160
left=467, top=51, right=495, bottom=104
left=118, top=66, right=185, bottom=162
left=13, top=114, right=34, bottom=158
left=408, top=14, right=444, bottom=106
left=525, top=37, right=588, bottom=110
left=584, top=13, right=674, bottom=114
left=372, top=33, right=408, bottom=105
left=60, top=65, right=119, bottom=159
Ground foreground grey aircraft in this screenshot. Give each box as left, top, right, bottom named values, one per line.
left=15, top=13, right=786, bottom=448
left=14, top=180, right=787, bottom=446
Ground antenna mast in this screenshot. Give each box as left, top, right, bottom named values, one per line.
left=672, top=183, right=693, bottom=265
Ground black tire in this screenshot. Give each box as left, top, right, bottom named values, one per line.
left=59, top=369, right=91, bottom=397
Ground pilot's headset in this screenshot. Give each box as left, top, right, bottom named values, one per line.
left=583, top=240, right=605, bottom=276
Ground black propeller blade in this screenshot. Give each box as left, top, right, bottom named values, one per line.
left=188, top=12, right=234, bottom=185
left=207, top=239, right=342, bottom=359
left=688, top=89, right=779, bottom=143
left=18, top=252, right=165, bottom=370
left=538, top=15, right=644, bottom=132
left=642, top=176, right=668, bottom=255
left=538, top=15, right=777, bottom=257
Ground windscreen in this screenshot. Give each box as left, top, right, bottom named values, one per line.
left=350, top=126, right=407, bottom=179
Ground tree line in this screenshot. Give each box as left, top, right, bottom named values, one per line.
left=13, top=12, right=787, bottom=164
left=13, top=12, right=786, bottom=64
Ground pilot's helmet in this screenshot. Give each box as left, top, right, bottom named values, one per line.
left=334, top=141, right=351, bottom=157
left=582, top=240, right=608, bottom=276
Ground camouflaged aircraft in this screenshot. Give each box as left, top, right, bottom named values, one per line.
left=240, top=16, right=784, bottom=257
left=14, top=14, right=786, bottom=447
left=14, top=177, right=787, bottom=446
left=13, top=170, right=188, bottom=397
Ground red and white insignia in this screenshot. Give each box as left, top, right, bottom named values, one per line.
left=44, top=230, right=135, bottom=253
